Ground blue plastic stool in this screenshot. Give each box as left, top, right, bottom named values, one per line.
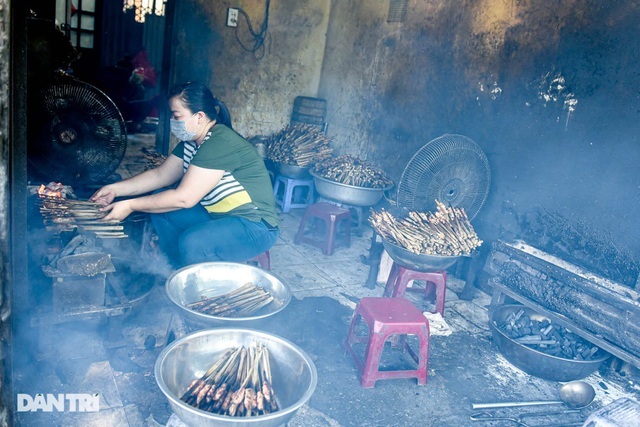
left=273, top=175, right=315, bottom=213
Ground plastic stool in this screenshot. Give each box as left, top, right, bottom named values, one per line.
left=316, top=197, right=364, bottom=236
left=273, top=175, right=314, bottom=213
left=383, top=262, right=447, bottom=316
left=247, top=251, right=270, bottom=270
left=345, top=297, right=430, bottom=388
left=294, top=202, right=351, bottom=255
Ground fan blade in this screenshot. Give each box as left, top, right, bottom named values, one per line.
left=397, top=134, right=490, bottom=219
left=28, top=76, right=127, bottom=185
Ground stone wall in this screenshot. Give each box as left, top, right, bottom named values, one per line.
left=171, top=1, right=640, bottom=258
left=316, top=0, right=640, bottom=256
left=169, top=0, right=330, bottom=138
left=0, top=0, right=11, bottom=424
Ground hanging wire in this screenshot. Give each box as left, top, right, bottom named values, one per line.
left=234, top=0, right=271, bottom=58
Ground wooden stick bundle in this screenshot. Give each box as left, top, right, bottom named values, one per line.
left=267, top=124, right=333, bottom=167
left=314, top=155, right=393, bottom=188
left=141, top=147, right=166, bottom=170
left=180, top=344, right=279, bottom=416
left=188, top=282, right=274, bottom=317
left=36, top=195, right=127, bottom=238
left=369, top=200, right=483, bottom=256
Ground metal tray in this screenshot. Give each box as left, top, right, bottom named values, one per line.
left=310, top=169, right=392, bottom=207
left=490, top=304, right=610, bottom=381
left=382, top=238, right=461, bottom=272
left=165, top=262, right=291, bottom=329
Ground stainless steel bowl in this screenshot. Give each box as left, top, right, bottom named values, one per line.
left=277, top=163, right=312, bottom=179
left=490, top=305, right=610, bottom=382
left=165, top=262, right=291, bottom=329
left=155, top=328, right=318, bottom=427
left=382, top=238, right=461, bottom=272
left=310, top=169, right=393, bottom=207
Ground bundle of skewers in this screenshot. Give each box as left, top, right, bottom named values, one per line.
left=188, top=282, right=274, bottom=317
left=37, top=195, right=126, bottom=239
left=180, top=344, right=279, bottom=416
left=141, top=147, right=166, bottom=170
left=34, top=182, right=73, bottom=198
left=313, top=155, right=393, bottom=188
left=267, top=123, right=333, bottom=167
left=369, top=200, right=482, bottom=256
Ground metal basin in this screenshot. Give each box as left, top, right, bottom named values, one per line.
left=277, top=163, right=311, bottom=179
left=490, top=305, right=610, bottom=382
left=310, top=169, right=393, bottom=207
left=165, top=262, right=291, bottom=329
left=382, top=238, right=461, bottom=272
left=155, top=328, right=318, bottom=427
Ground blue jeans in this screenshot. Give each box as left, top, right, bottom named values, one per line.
left=150, top=204, right=279, bottom=268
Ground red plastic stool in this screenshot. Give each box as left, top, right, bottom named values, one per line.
left=247, top=251, right=270, bottom=270
left=383, top=262, right=447, bottom=316
left=294, top=202, right=351, bottom=255
left=345, top=297, right=430, bottom=388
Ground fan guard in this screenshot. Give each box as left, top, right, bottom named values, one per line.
left=28, top=77, right=127, bottom=185
left=396, top=134, right=490, bottom=220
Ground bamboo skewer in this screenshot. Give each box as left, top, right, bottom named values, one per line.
left=73, top=225, right=124, bottom=231
left=369, top=201, right=483, bottom=256
left=188, top=282, right=273, bottom=317
left=313, top=154, right=393, bottom=188
left=36, top=193, right=127, bottom=238
left=180, top=344, right=279, bottom=417
left=267, top=123, right=333, bottom=167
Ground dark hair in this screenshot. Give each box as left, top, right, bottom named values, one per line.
left=168, top=81, right=232, bottom=129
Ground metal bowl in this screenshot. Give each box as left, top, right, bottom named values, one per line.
left=276, top=163, right=312, bottom=179
left=165, top=262, right=291, bottom=329
left=490, top=305, right=610, bottom=382
left=310, top=169, right=393, bottom=207
left=155, top=328, right=317, bottom=427
left=382, top=238, right=461, bottom=272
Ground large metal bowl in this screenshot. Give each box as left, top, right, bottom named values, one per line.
left=310, top=169, right=393, bottom=207
left=276, top=163, right=312, bottom=179
left=490, top=305, right=610, bottom=382
left=155, top=328, right=317, bottom=427
left=382, top=238, right=461, bottom=272
left=165, top=262, right=291, bottom=329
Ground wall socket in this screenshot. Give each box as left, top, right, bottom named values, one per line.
left=226, top=8, right=238, bottom=27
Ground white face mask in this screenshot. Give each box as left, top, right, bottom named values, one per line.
left=170, top=114, right=197, bottom=141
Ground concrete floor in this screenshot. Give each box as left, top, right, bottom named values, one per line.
left=12, top=132, right=640, bottom=427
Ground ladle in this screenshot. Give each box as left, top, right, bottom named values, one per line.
left=471, top=380, right=596, bottom=410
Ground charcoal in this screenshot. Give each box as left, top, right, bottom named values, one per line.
left=498, top=312, right=603, bottom=361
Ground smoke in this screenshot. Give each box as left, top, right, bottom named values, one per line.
left=101, top=231, right=173, bottom=279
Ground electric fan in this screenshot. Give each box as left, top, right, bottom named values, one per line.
left=396, top=134, right=490, bottom=219
left=28, top=75, right=128, bottom=186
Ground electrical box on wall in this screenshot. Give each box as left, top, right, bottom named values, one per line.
left=227, top=8, right=238, bottom=27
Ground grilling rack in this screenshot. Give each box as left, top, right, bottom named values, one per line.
left=27, top=192, right=158, bottom=327
left=29, top=267, right=155, bottom=327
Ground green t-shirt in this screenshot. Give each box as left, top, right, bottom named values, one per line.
left=171, top=125, right=279, bottom=227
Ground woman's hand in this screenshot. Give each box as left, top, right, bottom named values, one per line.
left=91, top=185, right=118, bottom=206
left=100, top=200, right=134, bottom=222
